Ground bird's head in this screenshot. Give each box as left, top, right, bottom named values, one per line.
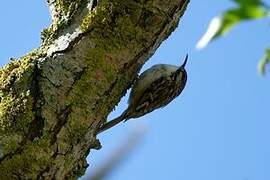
left=173, top=54, right=188, bottom=83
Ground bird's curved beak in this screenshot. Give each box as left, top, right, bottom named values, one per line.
left=181, top=54, right=188, bottom=68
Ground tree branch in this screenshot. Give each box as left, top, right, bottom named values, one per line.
left=0, top=0, right=189, bottom=178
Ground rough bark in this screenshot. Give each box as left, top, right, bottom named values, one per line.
left=0, top=0, right=189, bottom=179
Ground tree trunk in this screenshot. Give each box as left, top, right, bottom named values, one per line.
left=0, top=0, right=189, bottom=179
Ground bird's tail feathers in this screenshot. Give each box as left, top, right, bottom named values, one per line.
left=97, top=110, right=130, bottom=134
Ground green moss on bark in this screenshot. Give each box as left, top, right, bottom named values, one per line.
left=0, top=134, right=54, bottom=179
left=0, top=51, right=42, bottom=156
left=69, top=0, right=160, bottom=129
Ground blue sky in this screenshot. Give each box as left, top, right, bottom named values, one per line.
left=1, top=1, right=270, bottom=180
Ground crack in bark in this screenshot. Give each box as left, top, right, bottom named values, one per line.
left=51, top=104, right=72, bottom=144
left=27, top=60, right=45, bottom=141
left=91, top=0, right=98, bottom=10
left=0, top=140, right=26, bottom=164
left=37, top=166, right=50, bottom=180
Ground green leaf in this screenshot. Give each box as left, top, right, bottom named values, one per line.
left=214, top=5, right=267, bottom=38
left=259, top=48, right=270, bottom=75
left=232, top=0, right=262, bottom=6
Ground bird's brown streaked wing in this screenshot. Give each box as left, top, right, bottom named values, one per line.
left=134, top=76, right=174, bottom=115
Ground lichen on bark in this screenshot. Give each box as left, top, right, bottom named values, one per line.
left=0, top=51, right=42, bottom=152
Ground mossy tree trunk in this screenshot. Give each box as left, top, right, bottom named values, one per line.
left=0, top=0, right=189, bottom=179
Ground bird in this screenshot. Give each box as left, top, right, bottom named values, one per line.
left=97, top=54, right=188, bottom=134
